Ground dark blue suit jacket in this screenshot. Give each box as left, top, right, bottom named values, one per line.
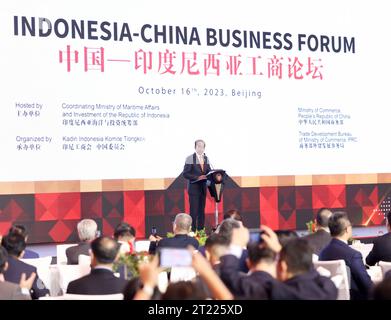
left=269, top=269, right=338, bottom=300
left=183, top=153, right=211, bottom=195
left=366, top=232, right=391, bottom=266
left=23, top=249, right=39, bottom=259
left=149, top=234, right=199, bottom=255
left=67, top=268, right=128, bottom=295
left=220, top=254, right=337, bottom=300
left=319, top=238, right=373, bottom=300
left=220, top=255, right=274, bottom=299
left=3, top=256, right=49, bottom=299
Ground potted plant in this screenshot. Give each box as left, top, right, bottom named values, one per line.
left=306, top=219, right=317, bottom=234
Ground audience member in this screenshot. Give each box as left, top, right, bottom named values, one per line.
left=303, top=208, right=333, bottom=255
left=114, top=222, right=136, bottom=255
left=220, top=225, right=277, bottom=299
left=271, top=237, right=337, bottom=300
left=67, top=236, right=128, bottom=295
left=1, top=233, right=49, bottom=299
left=366, top=211, right=391, bottom=266
left=0, top=246, right=35, bottom=300
left=319, top=211, right=372, bottom=300
left=217, top=218, right=249, bottom=273
left=66, top=219, right=98, bottom=265
left=8, top=225, right=39, bottom=259
left=149, top=213, right=199, bottom=254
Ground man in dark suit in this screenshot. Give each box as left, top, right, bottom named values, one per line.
left=221, top=225, right=337, bottom=300
left=183, top=139, right=212, bottom=231
left=8, top=225, right=39, bottom=259
left=67, top=236, right=128, bottom=295
left=66, top=219, right=98, bottom=265
left=149, top=213, right=199, bottom=254
left=366, top=211, right=391, bottom=266
left=0, top=246, right=35, bottom=300
left=319, top=211, right=373, bottom=300
left=271, top=238, right=337, bottom=300
left=303, top=208, right=333, bottom=255
left=220, top=240, right=277, bottom=299
left=217, top=218, right=249, bottom=273
left=1, top=233, right=49, bottom=299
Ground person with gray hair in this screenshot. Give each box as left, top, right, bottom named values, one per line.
left=66, top=219, right=99, bottom=265
left=216, top=218, right=241, bottom=242
left=149, top=213, right=199, bottom=254
left=67, top=237, right=128, bottom=295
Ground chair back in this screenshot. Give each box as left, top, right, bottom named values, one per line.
left=78, top=254, right=91, bottom=266
left=350, top=242, right=374, bottom=263
left=64, top=293, right=123, bottom=300
left=57, top=264, right=91, bottom=293
left=379, top=261, right=391, bottom=277
left=314, top=259, right=350, bottom=300
left=21, top=256, right=52, bottom=290
left=135, top=240, right=151, bottom=252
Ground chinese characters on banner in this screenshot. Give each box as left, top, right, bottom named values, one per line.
left=59, top=45, right=324, bottom=80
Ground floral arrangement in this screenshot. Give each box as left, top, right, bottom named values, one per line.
left=166, top=228, right=209, bottom=246
left=114, top=251, right=152, bottom=278
left=306, top=219, right=317, bottom=234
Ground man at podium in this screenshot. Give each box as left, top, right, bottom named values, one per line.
left=183, top=139, right=212, bottom=232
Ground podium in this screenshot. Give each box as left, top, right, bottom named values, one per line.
left=206, top=169, right=226, bottom=227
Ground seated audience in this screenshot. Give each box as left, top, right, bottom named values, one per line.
left=8, top=225, right=39, bottom=259
left=271, top=237, right=337, bottom=300
left=220, top=225, right=337, bottom=300
left=319, top=211, right=372, bottom=300
left=303, top=208, right=333, bottom=255
left=114, top=222, right=136, bottom=255
left=149, top=213, right=199, bottom=254
left=204, top=233, right=230, bottom=275
left=67, top=236, right=128, bottom=295
left=1, top=233, right=49, bottom=299
left=0, top=246, right=35, bottom=300
left=66, top=219, right=98, bottom=265
left=220, top=226, right=277, bottom=299
left=217, top=218, right=249, bottom=273
left=133, top=252, right=232, bottom=300
left=366, top=211, right=391, bottom=266
left=197, top=233, right=230, bottom=298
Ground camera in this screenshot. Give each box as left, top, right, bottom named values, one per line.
left=248, top=228, right=264, bottom=244
left=159, top=248, right=192, bottom=268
